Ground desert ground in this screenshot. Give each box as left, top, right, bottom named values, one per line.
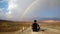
left=0, top=20, right=60, bottom=34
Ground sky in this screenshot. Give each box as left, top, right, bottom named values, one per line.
left=0, top=0, right=60, bottom=21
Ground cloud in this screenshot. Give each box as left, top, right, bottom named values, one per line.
left=0, top=0, right=8, bottom=19
left=5, top=0, right=35, bottom=20
left=21, top=0, right=60, bottom=19
left=8, top=0, right=17, bottom=10
left=0, top=8, right=6, bottom=19
left=0, top=0, right=60, bottom=21
left=0, top=8, right=3, bottom=12
left=0, top=0, right=8, bottom=3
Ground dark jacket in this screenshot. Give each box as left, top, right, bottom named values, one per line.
left=32, top=23, right=40, bottom=31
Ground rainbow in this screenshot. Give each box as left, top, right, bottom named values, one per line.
left=21, top=0, right=39, bottom=18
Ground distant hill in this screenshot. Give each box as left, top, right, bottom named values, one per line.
left=0, top=20, right=8, bottom=21
left=35, top=18, right=60, bottom=21
left=0, top=18, right=60, bottom=22
left=0, top=20, right=16, bottom=23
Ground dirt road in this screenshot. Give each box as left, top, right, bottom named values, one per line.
left=0, top=26, right=60, bottom=34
